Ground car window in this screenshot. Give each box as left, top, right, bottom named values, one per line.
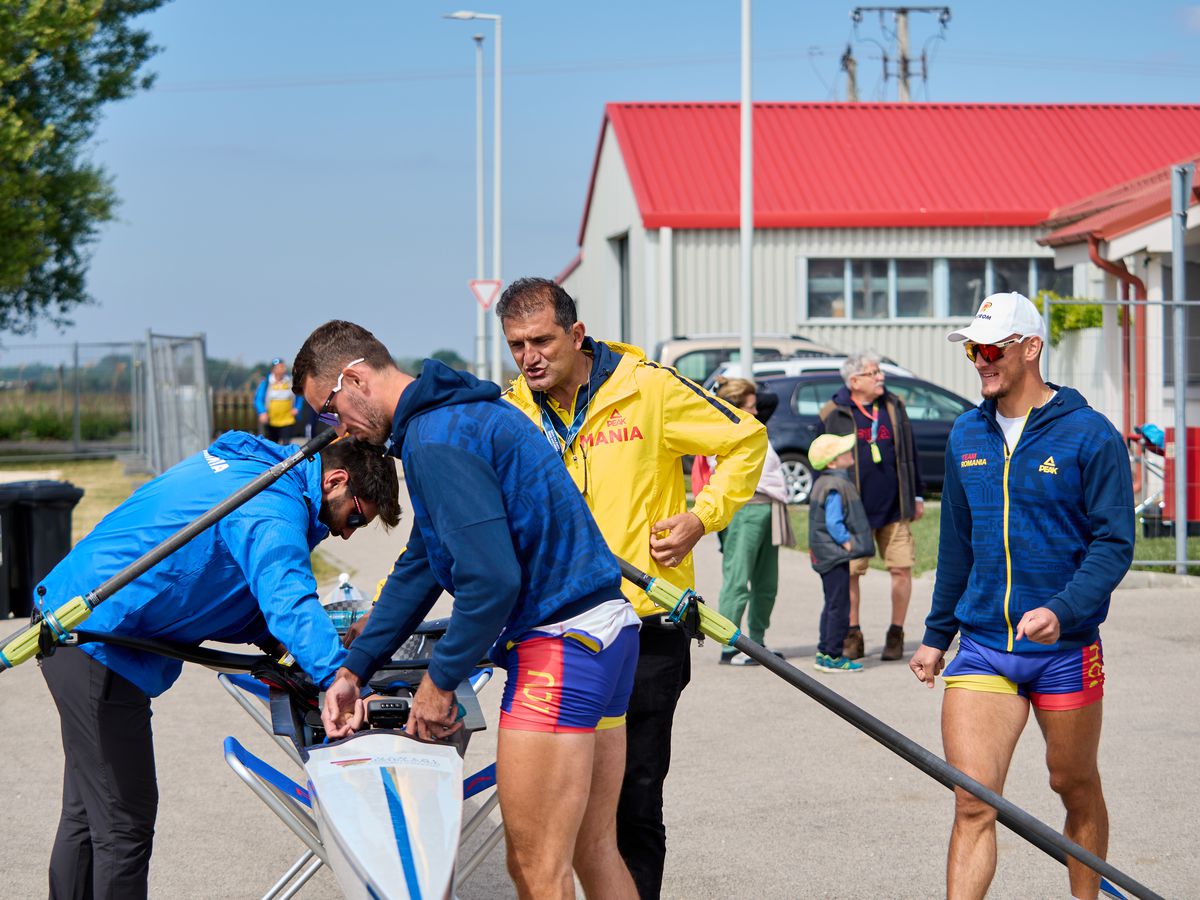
left=675, top=347, right=784, bottom=383
left=791, top=380, right=840, bottom=417
left=889, top=381, right=970, bottom=421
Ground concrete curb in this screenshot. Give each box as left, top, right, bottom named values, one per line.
left=1120, top=568, right=1200, bottom=589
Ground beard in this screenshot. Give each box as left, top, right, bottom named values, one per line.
left=346, top=391, right=393, bottom=444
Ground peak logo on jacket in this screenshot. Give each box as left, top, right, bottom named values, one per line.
left=1039, top=456, right=1059, bottom=475
left=579, top=410, right=644, bottom=448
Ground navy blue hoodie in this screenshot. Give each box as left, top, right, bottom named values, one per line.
left=924, top=386, right=1134, bottom=654
left=343, top=360, right=623, bottom=690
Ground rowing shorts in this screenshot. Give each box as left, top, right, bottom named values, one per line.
left=942, top=634, right=1104, bottom=711
left=498, top=623, right=640, bottom=733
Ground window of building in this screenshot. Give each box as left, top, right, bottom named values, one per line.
left=948, top=259, right=987, bottom=317
left=850, top=260, right=889, bottom=319
left=1035, top=258, right=1074, bottom=296
left=896, top=260, right=933, bottom=317
left=991, top=258, right=1029, bottom=297
left=807, top=259, right=846, bottom=319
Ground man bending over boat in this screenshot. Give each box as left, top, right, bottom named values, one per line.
left=37, top=433, right=400, bottom=899
left=296, top=320, right=641, bottom=899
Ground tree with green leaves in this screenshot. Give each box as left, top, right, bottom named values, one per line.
left=1, top=0, right=166, bottom=335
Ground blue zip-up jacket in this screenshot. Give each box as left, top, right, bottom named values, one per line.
left=343, top=360, right=623, bottom=691
left=923, top=386, right=1134, bottom=654
left=35, top=432, right=347, bottom=696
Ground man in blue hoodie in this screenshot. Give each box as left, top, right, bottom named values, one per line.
left=909, top=292, right=1134, bottom=900
left=293, top=320, right=640, bottom=899
left=37, top=433, right=401, bottom=899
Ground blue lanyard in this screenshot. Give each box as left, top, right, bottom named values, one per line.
left=539, top=392, right=591, bottom=457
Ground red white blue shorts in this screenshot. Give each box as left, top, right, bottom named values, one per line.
left=942, top=634, right=1104, bottom=711
left=497, top=624, right=639, bottom=733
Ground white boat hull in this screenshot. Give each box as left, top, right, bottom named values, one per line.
left=306, top=731, right=464, bottom=900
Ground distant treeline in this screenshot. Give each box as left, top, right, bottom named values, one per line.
left=0, top=348, right=473, bottom=395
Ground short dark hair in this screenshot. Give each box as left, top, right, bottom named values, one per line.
left=495, top=277, right=577, bottom=331
left=320, top=438, right=401, bottom=529
left=292, top=321, right=396, bottom=395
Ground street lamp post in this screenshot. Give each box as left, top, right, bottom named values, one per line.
left=447, top=11, right=502, bottom=385
left=473, top=34, right=486, bottom=379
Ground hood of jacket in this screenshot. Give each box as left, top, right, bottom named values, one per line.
left=976, top=383, right=1086, bottom=435
left=390, top=359, right=501, bottom=455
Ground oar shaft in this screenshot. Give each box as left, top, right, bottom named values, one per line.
left=0, top=430, right=339, bottom=673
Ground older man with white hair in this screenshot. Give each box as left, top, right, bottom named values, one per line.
left=818, top=351, right=924, bottom=661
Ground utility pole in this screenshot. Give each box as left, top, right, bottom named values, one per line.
left=851, top=6, right=950, bottom=101
left=840, top=44, right=858, bottom=102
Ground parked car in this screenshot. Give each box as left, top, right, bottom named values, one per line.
left=704, top=357, right=913, bottom=392
left=755, top=372, right=976, bottom=504
left=655, top=333, right=844, bottom=384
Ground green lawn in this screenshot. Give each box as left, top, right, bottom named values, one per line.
left=787, top=503, right=941, bottom=576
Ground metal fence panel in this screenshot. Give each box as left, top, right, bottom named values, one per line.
left=144, top=332, right=211, bottom=475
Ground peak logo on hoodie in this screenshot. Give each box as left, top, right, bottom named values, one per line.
left=580, top=408, right=644, bottom=448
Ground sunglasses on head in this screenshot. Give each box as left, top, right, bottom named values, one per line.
left=317, top=357, right=366, bottom=426
left=964, top=336, right=1029, bottom=364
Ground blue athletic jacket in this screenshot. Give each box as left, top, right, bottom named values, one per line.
left=343, top=360, right=623, bottom=691
left=35, top=432, right=347, bottom=696
left=923, top=386, right=1134, bottom=655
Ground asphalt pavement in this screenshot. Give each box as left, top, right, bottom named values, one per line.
left=2, top=480, right=1197, bottom=898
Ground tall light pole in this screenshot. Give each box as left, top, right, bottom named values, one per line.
left=447, top=11, right=502, bottom=384
left=473, top=34, right=486, bottom=378
left=739, top=0, right=754, bottom=375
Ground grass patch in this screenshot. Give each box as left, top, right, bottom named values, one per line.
left=310, top=549, right=343, bottom=585
left=1132, top=535, right=1200, bottom=574
left=0, top=458, right=149, bottom=544
left=787, top=503, right=941, bottom=576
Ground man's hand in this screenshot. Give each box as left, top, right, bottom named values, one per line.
left=343, top=610, right=371, bottom=648
left=649, top=512, right=705, bottom=568
left=1015, top=607, right=1061, bottom=644
left=406, top=674, right=463, bottom=742
left=908, top=644, right=946, bottom=688
left=321, top=668, right=365, bottom=739
left=912, top=499, right=925, bottom=523
left=842, top=541, right=853, bottom=552
left=257, top=412, right=268, bottom=425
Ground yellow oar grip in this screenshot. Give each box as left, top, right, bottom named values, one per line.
left=643, top=580, right=740, bottom=646
left=0, top=596, right=92, bottom=670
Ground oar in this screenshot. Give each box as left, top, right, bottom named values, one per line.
left=0, top=429, right=339, bottom=673
left=617, top=557, right=1155, bottom=900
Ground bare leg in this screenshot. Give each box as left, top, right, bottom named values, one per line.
left=497, top=729, right=594, bottom=899
left=942, top=688, right=1030, bottom=900
left=848, top=573, right=861, bottom=628
left=1034, top=701, right=1107, bottom=900
left=572, top=726, right=637, bottom=899
left=889, top=566, right=912, bottom=627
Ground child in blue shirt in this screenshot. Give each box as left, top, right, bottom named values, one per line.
left=808, top=433, right=875, bottom=673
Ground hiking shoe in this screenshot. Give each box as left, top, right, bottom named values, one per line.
left=730, top=653, right=760, bottom=667
left=843, top=628, right=864, bottom=660
left=881, top=626, right=905, bottom=661
left=718, top=650, right=737, bottom=665
left=814, top=653, right=863, bottom=674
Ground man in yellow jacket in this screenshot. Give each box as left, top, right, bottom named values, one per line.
left=499, top=277, right=766, bottom=899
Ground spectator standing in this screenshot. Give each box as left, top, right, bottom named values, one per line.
left=819, top=352, right=924, bottom=661
left=256, top=356, right=304, bottom=442
left=807, top=432, right=874, bottom=674
left=909, top=291, right=1134, bottom=899
left=711, top=376, right=794, bottom=666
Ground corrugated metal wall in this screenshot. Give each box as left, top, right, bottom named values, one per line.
left=669, top=225, right=1051, bottom=399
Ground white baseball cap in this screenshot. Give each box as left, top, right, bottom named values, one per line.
left=947, top=292, right=1048, bottom=345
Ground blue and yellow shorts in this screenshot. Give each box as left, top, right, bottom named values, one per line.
left=942, top=634, right=1104, bottom=711
left=498, top=624, right=640, bottom=733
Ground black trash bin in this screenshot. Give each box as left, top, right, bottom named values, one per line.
left=0, top=480, right=85, bottom=619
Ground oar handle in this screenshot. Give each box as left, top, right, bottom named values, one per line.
left=616, top=557, right=741, bottom=646
left=0, top=429, right=340, bottom=673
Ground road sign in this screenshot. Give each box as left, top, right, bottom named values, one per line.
left=468, top=279, right=502, bottom=310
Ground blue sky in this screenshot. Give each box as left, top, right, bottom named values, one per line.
left=8, top=0, right=1200, bottom=366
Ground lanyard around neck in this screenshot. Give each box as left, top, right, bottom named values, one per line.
left=854, top=398, right=879, bottom=445
left=539, top=383, right=593, bottom=457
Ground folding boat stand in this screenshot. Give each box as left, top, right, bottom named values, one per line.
left=219, top=668, right=505, bottom=899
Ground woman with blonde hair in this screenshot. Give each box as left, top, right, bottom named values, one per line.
left=711, top=377, right=795, bottom=665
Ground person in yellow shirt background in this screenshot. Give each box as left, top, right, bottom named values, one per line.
left=255, top=356, right=304, bottom=442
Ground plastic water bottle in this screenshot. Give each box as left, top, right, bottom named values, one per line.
left=321, top=572, right=370, bottom=636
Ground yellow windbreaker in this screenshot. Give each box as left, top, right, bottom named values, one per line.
left=505, top=341, right=767, bottom=616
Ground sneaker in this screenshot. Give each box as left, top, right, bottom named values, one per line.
left=718, top=650, right=737, bottom=665
left=814, top=653, right=863, bottom=674
left=843, top=628, right=864, bottom=660
left=881, top=626, right=905, bottom=661
left=730, top=653, right=760, bottom=667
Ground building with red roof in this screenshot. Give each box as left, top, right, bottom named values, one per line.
left=561, top=102, right=1200, bottom=406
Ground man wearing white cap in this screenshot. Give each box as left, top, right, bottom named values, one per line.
left=909, top=292, right=1134, bottom=900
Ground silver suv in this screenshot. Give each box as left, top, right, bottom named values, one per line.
left=654, top=333, right=844, bottom=383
